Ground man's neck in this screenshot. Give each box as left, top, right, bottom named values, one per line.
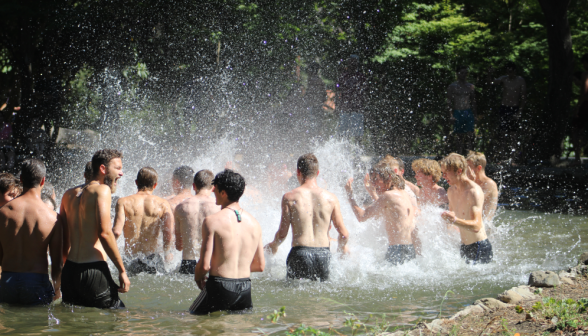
left=420, top=180, right=437, bottom=191
left=475, top=171, right=489, bottom=185
left=453, top=175, right=471, bottom=190
left=137, top=189, right=154, bottom=195
left=195, top=188, right=212, bottom=197
left=222, top=201, right=240, bottom=210
left=300, top=177, right=319, bottom=188
left=176, top=188, right=192, bottom=197
left=22, top=186, right=43, bottom=198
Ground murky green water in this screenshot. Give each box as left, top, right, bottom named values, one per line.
left=1, top=210, right=587, bottom=335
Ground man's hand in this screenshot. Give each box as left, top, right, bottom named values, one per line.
left=118, top=272, right=130, bottom=293
left=441, top=211, right=457, bottom=224
left=338, top=245, right=350, bottom=256
left=195, top=274, right=207, bottom=290
left=363, top=173, right=375, bottom=194
left=165, top=252, right=174, bottom=263
left=53, top=288, right=62, bottom=301
left=344, top=178, right=354, bottom=198
left=264, top=242, right=278, bottom=255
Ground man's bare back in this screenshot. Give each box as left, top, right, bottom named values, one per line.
left=495, top=75, right=526, bottom=107
left=174, top=193, right=219, bottom=260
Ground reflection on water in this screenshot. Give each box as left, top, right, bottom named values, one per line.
left=3, top=139, right=588, bottom=334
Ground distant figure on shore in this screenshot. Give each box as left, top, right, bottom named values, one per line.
left=191, top=169, right=264, bottom=315
left=447, top=65, right=476, bottom=155
left=411, top=159, right=448, bottom=207
left=346, top=167, right=416, bottom=265
left=113, top=167, right=174, bottom=275
left=336, top=55, right=367, bottom=140
left=60, top=149, right=129, bottom=308
left=174, top=169, right=220, bottom=274
left=0, top=159, right=61, bottom=305
left=0, top=173, right=19, bottom=207
left=572, top=53, right=588, bottom=166
left=167, top=166, right=194, bottom=211
left=266, top=154, right=349, bottom=281
left=487, top=62, right=527, bottom=164
left=466, top=151, right=498, bottom=222
left=440, top=153, right=493, bottom=264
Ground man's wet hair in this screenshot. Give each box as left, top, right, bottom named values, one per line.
left=84, top=161, right=93, bottom=181
left=377, top=155, right=400, bottom=170
left=173, top=166, right=195, bottom=189
left=136, top=167, right=158, bottom=190
left=297, top=153, right=319, bottom=178
left=212, top=169, right=246, bottom=202
left=41, top=180, right=55, bottom=200
left=92, top=149, right=123, bottom=178
left=440, top=153, right=467, bottom=175
left=0, top=173, right=17, bottom=194
left=456, top=65, right=469, bottom=72
left=194, top=169, right=214, bottom=190
left=466, top=150, right=487, bottom=170
left=21, top=159, right=46, bottom=188
left=371, top=166, right=405, bottom=190
left=505, top=61, right=516, bottom=70
left=412, top=159, right=442, bottom=183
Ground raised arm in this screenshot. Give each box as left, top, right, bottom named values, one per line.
left=112, top=199, right=125, bottom=239
left=194, top=218, right=214, bottom=289
left=364, top=173, right=378, bottom=201
left=264, top=195, right=291, bottom=254
left=58, top=198, right=70, bottom=264
left=173, top=205, right=183, bottom=251
left=345, top=177, right=382, bottom=223
left=96, top=186, right=130, bottom=293
left=161, top=201, right=174, bottom=255
left=48, top=214, right=63, bottom=300
left=330, top=197, right=349, bottom=254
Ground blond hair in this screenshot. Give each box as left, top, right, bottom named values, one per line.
left=439, top=153, right=467, bottom=175
left=412, top=158, right=442, bottom=183
left=466, top=150, right=487, bottom=170
left=370, top=166, right=405, bottom=190
left=377, top=155, right=400, bottom=170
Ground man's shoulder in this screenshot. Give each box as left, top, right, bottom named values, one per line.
left=481, top=177, right=498, bottom=192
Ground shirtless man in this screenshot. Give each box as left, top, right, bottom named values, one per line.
left=346, top=167, right=416, bottom=265
left=113, top=167, right=174, bottom=275
left=0, top=159, right=61, bottom=305
left=60, top=149, right=129, bottom=308
left=265, top=154, right=349, bottom=282
left=411, top=159, right=448, bottom=207
left=487, top=62, right=527, bottom=163
left=167, top=166, right=194, bottom=211
left=440, top=153, right=493, bottom=264
left=466, top=151, right=498, bottom=222
left=190, top=169, right=264, bottom=314
left=447, top=65, right=476, bottom=154
left=174, top=170, right=220, bottom=274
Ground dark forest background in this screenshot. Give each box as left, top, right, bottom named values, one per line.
left=1, top=0, right=587, bottom=164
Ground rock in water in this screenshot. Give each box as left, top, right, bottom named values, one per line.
left=528, top=271, right=560, bottom=287
left=497, top=289, right=524, bottom=304
left=579, top=252, right=588, bottom=265
left=474, top=298, right=510, bottom=310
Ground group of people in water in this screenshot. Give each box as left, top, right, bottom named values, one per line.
left=0, top=148, right=499, bottom=315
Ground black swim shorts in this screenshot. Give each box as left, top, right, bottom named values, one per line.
left=124, top=254, right=165, bottom=275
left=189, top=275, right=252, bottom=315
left=499, top=105, right=520, bottom=134
left=286, top=246, right=331, bottom=282
left=385, top=244, right=416, bottom=265
left=61, top=260, right=125, bottom=309
left=0, top=272, right=54, bottom=305
left=179, top=260, right=197, bottom=275
left=460, top=239, right=493, bottom=264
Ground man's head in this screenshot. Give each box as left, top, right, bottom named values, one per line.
left=136, top=167, right=158, bottom=191
left=84, top=161, right=93, bottom=184
left=172, top=166, right=195, bottom=193
left=297, top=153, right=319, bottom=181
left=41, top=180, right=56, bottom=200
left=440, top=153, right=467, bottom=185
left=212, top=169, right=246, bottom=204
left=412, top=159, right=442, bottom=185
left=20, top=159, right=46, bottom=189
left=455, top=65, right=469, bottom=81
left=377, top=155, right=402, bottom=175
left=370, top=166, right=405, bottom=192
left=466, top=150, right=487, bottom=173
left=194, top=169, right=214, bottom=191
left=91, top=149, right=123, bottom=193
left=505, top=61, right=517, bottom=76
left=0, top=173, right=18, bottom=204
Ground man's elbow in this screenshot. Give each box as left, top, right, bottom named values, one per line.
left=113, top=230, right=122, bottom=239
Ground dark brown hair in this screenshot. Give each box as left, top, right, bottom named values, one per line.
left=136, top=167, right=158, bottom=190
left=21, top=159, right=46, bottom=188
left=0, top=173, right=17, bottom=194
left=194, top=169, right=214, bottom=190
left=297, top=153, right=319, bottom=178
left=173, top=166, right=195, bottom=189
left=92, top=149, right=123, bottom=178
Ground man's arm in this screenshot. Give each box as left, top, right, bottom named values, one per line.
left=112, top=200, right=125, bottom=239
left=161, top=201, right=174, bottom=254
left=345, top=178, right=382, bottom=222
left=48, top=215, right=63, bottom=300
left=264, top=195, right=291, bottom=254
left=96, top=186, right=130, bottom=293
left=173, top=206, right=183, bottom=251
left=194, top=218, right=214, bottom=290
left=442, top=190, right=484, bottom=232
left=364, top=173, right=378, bottom=201
left=330, top=197, right=349, bottom=254
left=250, top=232, right=265, bottom=272
left=59, top=195, right=70, bottom=263
left=484, top=184, right=499, bottom=221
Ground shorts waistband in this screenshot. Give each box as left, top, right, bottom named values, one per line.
left=461, top=238, right=490, bottom=248
left=0, top=271, right=50, bottom=279
left=291, top=246, right=330, bottom=252
left=208, top=275, right=251, bottom=282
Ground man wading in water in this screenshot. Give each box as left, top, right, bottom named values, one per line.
left=113, top=167, right=174, bottom=275
left=440, top=153, right=493, bottom=264
left=346, top=167, right=417, bottom=265
left=167, top=166, right=195, bottom=211
left=265, top=153, right=350, bottom=282
left=174, top=169, right=220, bottom=274
left=447, top=65, right=477, bottom=155
left=190, top=169, right=264, bottom=314
left=60, top=149, right=130, bottom=308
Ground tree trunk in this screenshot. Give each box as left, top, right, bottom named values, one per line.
left=537, top=0, right=573, bottom=162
